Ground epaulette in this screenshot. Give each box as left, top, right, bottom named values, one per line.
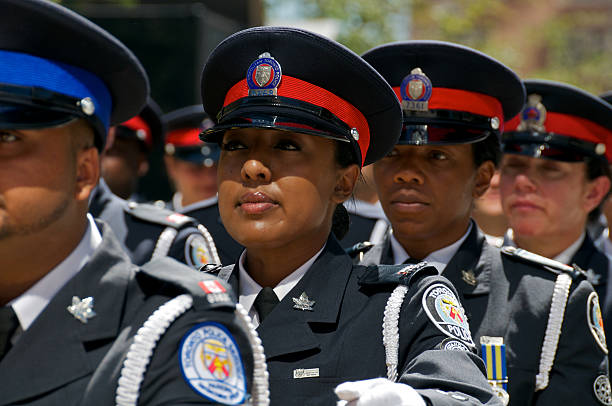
left=501, top=246, right=587, bottom=281
left=125, top=201, right=197, bottom=229
left=345, top=241, right=375, bottom=259
left=137, top=257, right=236, bottom=310
left=358, top=262, right=438, bottom=289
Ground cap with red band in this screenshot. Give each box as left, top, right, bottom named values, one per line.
left=503, top=80, right=612, bottom=162
left=115, top=98, right=163, bottom=151
left=361, top=41, right=525, bottom=146
left=199, top=26, right=402, bottom=167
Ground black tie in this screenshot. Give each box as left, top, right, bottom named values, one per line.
left=253, top=287, right=279, bottom=323
left=0, top=306, right=18, bottom=360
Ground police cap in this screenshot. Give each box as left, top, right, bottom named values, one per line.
left=163, top=105, right=219, bottom=166
left=200, top=26, right=402, bottom=167
left=0, top=0, right=149, bottom=150
left=115, top=98, right=164, bottom=151
left=362, top=41, right=525, bottom=146
left=503, top=80, right=612, bottom=163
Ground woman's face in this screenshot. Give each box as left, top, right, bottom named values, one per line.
left=217, top=128, right=357, bottom=250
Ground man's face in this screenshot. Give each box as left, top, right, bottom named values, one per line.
left=499, top=154, right=604, bottom=239
left=0, top=123, right=81, bottom=240
left=101, top=134, right=147, bottom=199
left=374, top=144, right=490, bottom=248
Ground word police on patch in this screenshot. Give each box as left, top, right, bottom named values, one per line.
left=179, top=322, right=247, bottom=405
left=423, top=284, right=474, bottom=347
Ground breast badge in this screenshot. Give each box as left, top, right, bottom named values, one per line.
left=179, top=322, right=247, bottom=405
left=594, top=375, right=612, bottom=406
left=422, top=283, right=474, bottom=347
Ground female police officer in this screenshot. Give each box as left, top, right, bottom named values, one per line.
left=200, top=27, right=499, bottom=405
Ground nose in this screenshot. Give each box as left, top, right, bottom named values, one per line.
left=513, top=171, right=537, bottom=194
left=241, top=159, right=271, bottom=184
left=393, top=159, right=425, bottom=185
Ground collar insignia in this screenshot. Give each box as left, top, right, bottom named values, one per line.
left=517, top=94, right=547, bottom=132
left=292, top=292, right=315, bottom=311
left=400, top=67, right=432, bottom=112
left=461, top=270, right=478, bottom=286
left=67, top=296, right=96, bottom=323
left=247, top=52, right=282, bottom=96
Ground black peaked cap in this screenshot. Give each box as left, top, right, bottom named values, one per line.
left=164, top=105, right=210, bottom=133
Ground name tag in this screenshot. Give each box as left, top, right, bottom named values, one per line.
left=293, top=368, right=319, bottom=379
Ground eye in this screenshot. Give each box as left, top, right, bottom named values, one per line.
left=274, top=139, right=300, bottom=151
left=0, top=131, right=18, bottom=143
left=221, top=139, right=246, bottom=151
left=385, top=148, right=399, bottom=158
left=429, top=150, right=448, bottom=161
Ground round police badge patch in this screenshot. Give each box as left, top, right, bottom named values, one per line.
left=594, top=375, right=612, bottom=406
left=185, top=234, right=213, bottom=269
left=439, top=337, right=470, bottom=352
left=422, top=283, right=474, bottom=347
left=179, top=322, right=247, bottom=405
left=587, top=292, right=608, bottom=354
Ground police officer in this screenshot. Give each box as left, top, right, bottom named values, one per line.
left=358, top=41, right=609, bottom=405
left=163, top=105, right=243, bottom=265
left=201, top=27, right=500, bottom=405
left=0, top=1, right=265, bottom=404
left=499, top=79, right=612, bottom=342
left=101, top=98, right=163, bottom=201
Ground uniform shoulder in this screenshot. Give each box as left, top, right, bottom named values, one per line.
left=346, top=241, right=375, bottom=259
left=125, top=201, right=198, bottom=229
left=500, top=246, right=587, bottom=281
left=357, top=262, right=438, bottom=289
left=136, top=256, right=235, bottom=310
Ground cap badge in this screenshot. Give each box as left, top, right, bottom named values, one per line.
left=400, top=68, right=433, bottom=112
left=247, top=52, right=282, bottom=96
left=518, top=94, right=547, bottom=132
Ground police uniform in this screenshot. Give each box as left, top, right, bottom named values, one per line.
left=199, top=27, right=500, bottom=405
left=356, top=43, right=611, bottom=405
left=163, top=105, right=243, bottom=265
left=342, top=199, right=390, bottom=250
left=90, top=178, right=220, bottom=269
left=0, top=1, right=264, bottom=404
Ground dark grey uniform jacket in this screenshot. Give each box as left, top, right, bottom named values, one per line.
left=207, top=234, right=501, bottom=406
left=360, top=224, right=610, bottom=406
left=0, top=222, right=253, bottom=405
left=90, top=179, right=209, bottom=268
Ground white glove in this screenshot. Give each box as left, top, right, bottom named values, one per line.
left=335, top=378, right=426, bottom=406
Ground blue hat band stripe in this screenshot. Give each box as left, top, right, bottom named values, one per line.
left=0, top=49, right=112, bottom=131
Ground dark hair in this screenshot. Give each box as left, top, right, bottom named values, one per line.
left=331, top=140, right=359, bottom=240
left=472, top=133, right=501, bottom=168
left=585, top=156, right=612, bottom=222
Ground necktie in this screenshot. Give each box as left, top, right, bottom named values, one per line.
left=253, top=287, right=279, bottom=323
left=0, top=306, right=18, bottom=360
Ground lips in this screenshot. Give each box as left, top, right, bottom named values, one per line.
left=237, top=191, right=279, bottom=215
left=510, top=199, right=542, bottom=212
left=388, top=190, right=430, bottom=213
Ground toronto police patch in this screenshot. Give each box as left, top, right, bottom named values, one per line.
left=587, top=292, right=608, bottom=354
left=247, top=52, right=282, bottom=96
left=185, top=234, right=213, bottom=269
left=179, top=322, right=247, bottom=405
left=423, top=283, right=474, bottom=347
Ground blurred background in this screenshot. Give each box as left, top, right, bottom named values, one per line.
left=56, top=0, right=612, bottom=200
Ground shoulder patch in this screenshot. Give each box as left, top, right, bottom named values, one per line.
left=587, top=292, right=608, bottom=354
left=501, top=246, right=586, bottom=280
left=185, top=234, right=215, bottom=269
left=179, top=322, right=247, bottom=405
left=358, top=262, right=437, bottom=288
left=422, top=283, right=474, bottom=347
left=126, top=202, right=197, bottom=229
left=438, top=337, right=470, bottom=352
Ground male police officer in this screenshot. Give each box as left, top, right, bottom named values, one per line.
left=0, top=0, right=265, bottom=404
left=359, top=41, right=609, bottom=405
left=500, top=80, right=612, bottom=341
left=163, top=105, right=242, bottom=264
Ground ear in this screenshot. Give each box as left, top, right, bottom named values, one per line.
left=164, top=155, right=176, bottom=179
left=137, top=157, right=150, bottom=177
left=583, top=175, right=611, bottom=213
left=332, top=164, right=360, bottom=204
left=472, top=161, right=496, bottom=199
left=75, top=147, right=100, bottom=202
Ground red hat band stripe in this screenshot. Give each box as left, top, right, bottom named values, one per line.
left=121, top=116, right=152, bottom=147
left=223, top=75, right=371, bottom=166
left=506, top=111, right=612, bottom=160
left=166, top=128, right=203, bottom=147
left=392, top=86, right=504, bottom=131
